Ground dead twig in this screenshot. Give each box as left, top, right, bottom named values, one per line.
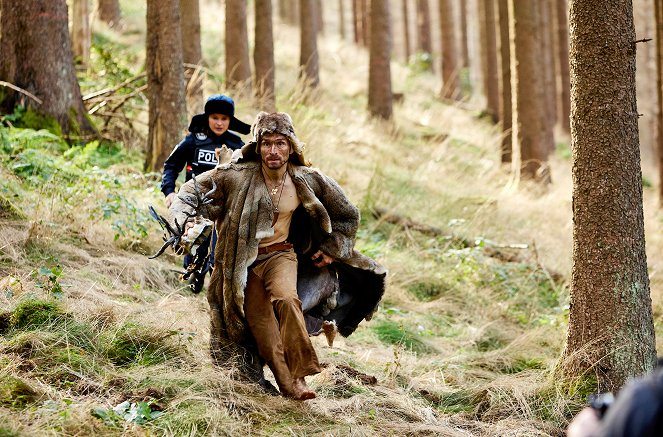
left=0, top=81, right=43, bottom=105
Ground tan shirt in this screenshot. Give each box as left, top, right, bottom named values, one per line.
left=259, top=172, right=301, bottom=247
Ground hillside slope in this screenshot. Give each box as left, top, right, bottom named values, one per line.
left=2, top=3, right=663, bottom=436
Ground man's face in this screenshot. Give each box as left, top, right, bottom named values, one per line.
left=208, top=113, right=230, bottom=136
left=259, top=133, right=291, bottom=170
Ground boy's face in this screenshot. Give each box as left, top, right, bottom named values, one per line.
left=259, top=133, right=292, bottom=170
left=208, top=113, right=230, bottom=136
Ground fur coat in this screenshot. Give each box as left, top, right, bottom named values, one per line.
left=169, top=137, right=387, bottom=376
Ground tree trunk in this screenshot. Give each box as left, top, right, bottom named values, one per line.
left=479, top=0, right=499, bottom=123
left=555, top=0, right=571, bottom=135
left=368, top=0, right=392, bottom=119
left=438, top=0, right=459, bottom=100
left=339, top=0, right=346, bottom=40
left=562, top=0, right=656, bottom=392
left=97, top=0, right=121, bottom=29
left=0, top=0, right=95, bottom=137
left=540, top=0, right=557, bottom=153
left=509, top=0, right=551, bottom=182
left=254, top=0, right=276, bottom=111
left=225, top=0, right=252, bottom=91
left=496, top=0, right=512, bottom=162
left=72, top=0, right=91, bottom=68
left=180, top=0, right=204, bottom=117
left=657, top=0, right=663, bottom=206
left=279, top=0, right=298, bottom=25
left=415, top=0, right=432, bottom=70
left=315, top=0, right=324, bottom=35
left=145, top=0, right=186, bottom=172
left=459, top=0, right=470, bottom=69
left=299, top=0, right=319, bottom=88
left=402, top=0, right=411, bottom=62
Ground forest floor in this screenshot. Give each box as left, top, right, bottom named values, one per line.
left=2, top=2, right=663, bottom=436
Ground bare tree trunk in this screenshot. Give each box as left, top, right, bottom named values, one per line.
left=180, top=0, right=204, bottom=117
left=656, top=0, right=663, bottom=206
left=402, top=0, right=411, bottom=62
left=300, top=0, right=319, bottom=87
left=555, top=0, right=571, bottom=135
left=254, top=0, right=276, bottom=111
left=496, top=0, right=512, bottom=162
left=459, top=0, right=470, bottom=69
left=509, top=0, right=550, bottom=182
left=339, top=0, right=346, bottom=40
left=368, top=0, right=392, bottom=119
left=315, top=0, right=324, bottom=35
left=439, top=0, right=459, bottom=100
left=479, top=0, right=499, bottom=123
left=72, top=0, right=91, bottom=68
left=359, top=0, right=369, bottom=46
left=225, top=0, right=252, bottom=91
left=563, top=0, right=656, bottom=392
left=0, top=0, right=95, bottom=137
left=145, top=0, right=186, bottom=172
left=279, top=0, right=298, bottom=25
left=540, top=0, right=557, bottom=153
left=416, top=0, right=432, bottom=70
left=97, top=0, right=121, bottom=28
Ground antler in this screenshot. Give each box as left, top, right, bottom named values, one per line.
left=148, top=206, right=192, bottom=259
left=148, top=176, right=217, bottom=259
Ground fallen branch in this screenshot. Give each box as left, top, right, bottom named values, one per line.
left=82, top=72, right=147, bottom=101
left=0, top=81, right=43, bottom=105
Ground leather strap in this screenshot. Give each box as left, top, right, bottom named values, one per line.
left=257, top=242, right=293, bottom=255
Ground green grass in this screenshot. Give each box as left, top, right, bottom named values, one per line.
left=372, top=319, right=432, bottom=354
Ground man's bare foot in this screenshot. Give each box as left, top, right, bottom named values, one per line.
left=292, top=377, right=316, bottom=400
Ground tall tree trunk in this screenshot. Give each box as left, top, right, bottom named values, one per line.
left=0, top=0, right=95, bottom=137
left=402, top=0, right=411, bottom=62
left=315, top=0, right=324, bottom=35
left=225, top=0, right=252, bottom=91
left=368, top=0, right=392, bottom=119
left=496, top=0, right=512, bottom=162
left=72, top=0, right=91, bottom=68
left=459, top=0, right=470, bottom=69
left=540, top=0, right=557, bottom=153
left=339, top=0, right=346, bottom=40
left=555, top=0, right=571, bottom=135
left=180, top=0, right=204, bottom=117
left=657, top=0, right=663, bottom=206
left=254, top=0, right=276, bottom=111
left=279, top=0, right=298, bottom=25
left=509, top=0, right=551, bottom=182
left=438, top=0, right=459, bottom=100
left=145, top=0, right=186, bottom=172
left=415, top=0, right=432, bottom=70
left=299, top=0, right=319, bottom=88
left=562, top=0, right=656, bottom=392
left=97, top=0, right=121, bottom=28
left=479, top=0, right=499, bottom=123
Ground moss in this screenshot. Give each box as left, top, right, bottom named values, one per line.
left=14, top=107, right=62, bottom=137
left=0, top=376, right=41, bottom=409
left=10, top=300, right=67, bottom=330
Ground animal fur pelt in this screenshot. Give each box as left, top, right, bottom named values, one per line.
left=170, top=159, right=386, bottom=378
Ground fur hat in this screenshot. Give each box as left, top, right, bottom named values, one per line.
left=240, top=112, right=310, bottom=166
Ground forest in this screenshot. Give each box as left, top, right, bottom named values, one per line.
left=1, top=0, right=662, bottom=436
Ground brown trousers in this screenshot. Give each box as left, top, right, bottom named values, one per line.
left=244, top=250, right=321, bottom=395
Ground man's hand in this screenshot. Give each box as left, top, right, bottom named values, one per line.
left=165, top=192, right=177, bottom=208
left=311, top=250, right=334, bottom=268
left=567, top=407, right=601, bottom=437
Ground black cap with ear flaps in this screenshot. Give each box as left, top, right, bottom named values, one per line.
left=188, top=94, right=251, bottom=135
